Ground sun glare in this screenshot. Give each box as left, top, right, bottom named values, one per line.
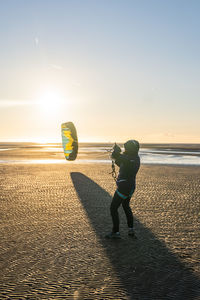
left=37, top=89, right=63, bottom=116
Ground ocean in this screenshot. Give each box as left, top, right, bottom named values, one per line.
left=0, top=142, right=200, bottom=166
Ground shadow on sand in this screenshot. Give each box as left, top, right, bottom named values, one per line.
left=71, top=172, right=200, bottom=299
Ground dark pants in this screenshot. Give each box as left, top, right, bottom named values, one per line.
left=110, top=191, right=134, bottom=233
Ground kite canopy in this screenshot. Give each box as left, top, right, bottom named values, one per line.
left=61, top=122, right=78, bottom=161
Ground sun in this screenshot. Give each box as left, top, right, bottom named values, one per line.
left=37, top=89, right=63, bottom=116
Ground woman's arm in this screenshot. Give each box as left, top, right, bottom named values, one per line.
left=111, top=144, right=124, bottom=167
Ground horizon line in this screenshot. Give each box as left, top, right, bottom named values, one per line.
left=0, top=139, right=199, bottom=145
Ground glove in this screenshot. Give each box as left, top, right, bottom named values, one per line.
left=111, top=143, right=121, bottom=159
left=113, top=143, right=121, bottom=153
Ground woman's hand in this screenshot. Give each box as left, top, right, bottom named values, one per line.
left=113, top=143, right=121, bottom=153
left=112, top=143, right=121, bottom=159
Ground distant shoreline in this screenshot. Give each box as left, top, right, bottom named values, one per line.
left=0, top=141, right=200, bottom=151
left=1, top=142, right=200, bottom=166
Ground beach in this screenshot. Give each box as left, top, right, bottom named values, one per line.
left=0, top=145, right=200, bottom=299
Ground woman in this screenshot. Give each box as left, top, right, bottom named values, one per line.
left=106, top=140, right=140, bottom=239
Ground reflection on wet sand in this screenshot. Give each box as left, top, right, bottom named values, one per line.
left=0, top=142, right=200, bottom=165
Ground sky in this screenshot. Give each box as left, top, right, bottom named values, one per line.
left=0, top=0, right=200, bottom=143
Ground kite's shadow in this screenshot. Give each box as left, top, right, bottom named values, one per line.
left=71, top=172, right=200, bottom=299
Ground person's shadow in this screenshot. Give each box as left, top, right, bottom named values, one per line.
left=71, top=172, right=200, bottom=299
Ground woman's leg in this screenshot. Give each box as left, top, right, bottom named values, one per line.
left=110, top=191, right=123, bottom=233
left=122, top=197, right=133, bottom=228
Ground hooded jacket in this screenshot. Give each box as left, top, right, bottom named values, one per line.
left=112, top=150, right=140, bottom=197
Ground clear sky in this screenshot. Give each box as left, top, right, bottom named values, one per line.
left=0, top=0, right=200, bottom=143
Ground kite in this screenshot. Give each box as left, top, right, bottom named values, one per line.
left=61, top=122, right=78, bottom=161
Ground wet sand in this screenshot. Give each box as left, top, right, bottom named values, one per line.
left=0, top=162, right=200, bottom=299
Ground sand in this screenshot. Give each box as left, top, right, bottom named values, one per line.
left=0, top=162, right=200, bottom=299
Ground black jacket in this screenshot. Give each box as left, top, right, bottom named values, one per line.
left=112, top=150, right=140, bottom=196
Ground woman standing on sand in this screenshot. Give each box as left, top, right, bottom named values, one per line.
left=106, top=140, right=140, bottom=239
